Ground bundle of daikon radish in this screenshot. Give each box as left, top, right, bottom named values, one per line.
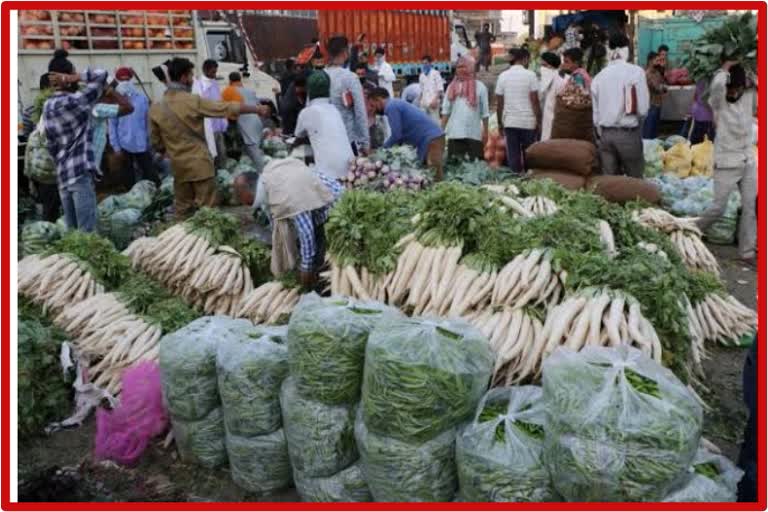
left=633, top=207, right=719, bottom=275
left=18, top=253, right=105, bottom=314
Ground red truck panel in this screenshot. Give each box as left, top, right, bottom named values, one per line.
left=317, top=10, right=449, bottom=66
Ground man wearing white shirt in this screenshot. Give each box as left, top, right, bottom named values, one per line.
left=495, top=48, right=541, bottom=174
left=590, top=33, right=650, bottom=178
left=293, top=71, right=354, bottom=180
left=372, top=47, right=396, bottom=97
left=419, top=55, right=445, bottom=122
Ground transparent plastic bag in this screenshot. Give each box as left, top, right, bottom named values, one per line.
left=355, top=409, right=458, bottom=502
left=280, top=377, right=358, bottom=478
left=705, top=191, right=740, bottom=245
left=294, top=463, right=372, bottom=502
left=456, top=386, right=556, bottom=502
left=217, top=326, right=289, bottom=436
left=664, top=447, right=743, bottom=502
left=226, top=428, right=292, bottom=495
left=172, top=407, right=227, bottom=468
left=160, top=316, right=252, bottom=421
left=107, top=208, right=142, bottom=250
left=95, top=361, right=169, bottom=466
left=287, top=293, right=400, bottom=405
left=361, top=316, right=493, bottom=443
left=542, top=346, right=702, bottom=502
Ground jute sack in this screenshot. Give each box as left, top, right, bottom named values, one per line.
left=529, top=170, right=587, bottom=191
left=526, top=139, right=597, bottom=177
left=550, top=96, right=594, bottom=142
left=587, top=175, right=662, bottom=205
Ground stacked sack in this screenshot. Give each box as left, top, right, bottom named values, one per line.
left=526, top=139, right=597, bottom=191
left=159, top=316, right=246, bottom=468
left=216, top=325, right=292, bottom=495
left=282, top=294, right=398, bottom=502
left=357, top=317, right=493, bottom=501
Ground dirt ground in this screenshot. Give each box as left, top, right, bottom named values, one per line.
left=17, top=239, right=756, bottom=503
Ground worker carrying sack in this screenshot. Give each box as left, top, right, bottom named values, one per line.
left=526, top=139, right=597, bottom=177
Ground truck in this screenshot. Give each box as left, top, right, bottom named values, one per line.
left=17, top=9, right=281, bottom=108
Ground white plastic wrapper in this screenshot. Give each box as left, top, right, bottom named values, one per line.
left=226, top=428, right=292, bottom=495
left=172, top=407, right=227, bottom=469
left=664, top=447, right=744, bottom=502
left=456, top=386, right=556, bottom=502
left=542, top=345, right=702, bottom=502
left=293, top=463, right=371, bottom=502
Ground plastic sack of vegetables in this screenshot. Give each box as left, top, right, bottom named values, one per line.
left=287, top=293, right=400, bottom=405
left=160, top=176, right=174, bottom=195
left=107, top=208, right=142, bottom=250
left=216, top=169, right=236, bottom=206
left=663, top=135, right=690, bottom=150
left=690, top=137, right=714, bottom=177
left=355, top=409, right=458, bottom=502
left=456, top=386, right=556, bottom=502
left=704, top=191, right=740, bottom=245
left=294, top=462, right=372, bottom=502
left=125, top=180, right=158, bottom=208
left=226, top=429, right=292, bottom=495
left=361, top=316, right=493, bottom=443
left=642, top=139, right=664, bottom=177
left=664, top=447, right=743, bottom=502
left=172, top=407, right=227, bottom=468
left=21, top=221, right=62, bottom=256
left=542, top=345, right=702, bottom=502
left=280, top=377, right=358, bottom=478
left=160, top=316, right=252, bottom=421
left=663, top=142, right=694, bottom=177
left=216, top=325, right=289, bottom=436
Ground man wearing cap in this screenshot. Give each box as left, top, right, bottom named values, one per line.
left=293, top=71, right=354, bottom=180
left=109, top=66, right=159, bottom=186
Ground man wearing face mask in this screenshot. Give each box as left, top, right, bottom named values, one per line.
left=149, top=58, right=269, bottom=219
left=372, top=47, right=396, bottom=97
left=108, top=67, right=159, bottom=186
left=419, top=55, right=445, bottom=122
left=696, top=62, right=757, bottom=265
left=590, top=33, right=650, bottom=177
left=642, top=52, right=667, bottom=140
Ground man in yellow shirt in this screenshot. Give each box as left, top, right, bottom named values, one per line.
left=150, top=58, right=267, bottom=218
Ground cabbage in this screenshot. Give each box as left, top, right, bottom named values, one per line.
left=21, top=221, right=63, bottom=256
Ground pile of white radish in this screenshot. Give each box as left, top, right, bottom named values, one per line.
left=123, top=225, right=254, bottom=317
left=632, top=207, right=720, bottom=275
left=491, top=249, right=564, bottom=310
left=521, top=195, right=559, bottom=216
left=339, top=157, right=429, bottom=192
left=482, top=185, right=532, bottom=218
left=688, top=293, right=757, bottom=347
left=55, top=292, right=161, bottom=395
left=237, top=281, right=300, bottom=325
left=18, top=253, right=105, bottom=314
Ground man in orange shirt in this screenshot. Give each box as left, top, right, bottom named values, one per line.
left=222, top=72, right=244, bottom=103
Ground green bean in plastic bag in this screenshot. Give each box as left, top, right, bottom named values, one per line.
left=294, top=463, right=372, bottom=502
left=287, top=293, right=400, bottom=405
left=542, top=346, right=702, bottom=502
left=355, top=409, right=458, bottom=502
left=280, top=377, right=358, bottom=478
left=456, top=386, right=557, bottom=502
left=226, top=428, right=293, bottom=495
left=664, top=447, right=743, bottom=502
left=361, top=316, right=493, bottom=443
left=172, top=407, right=227, bottom=469
left=217, top=325, right=289, bottom=436
left=160, top=316, right=253, bottom=421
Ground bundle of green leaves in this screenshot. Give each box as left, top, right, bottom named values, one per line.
left=47, top=231, right=131, bottom=289
left=116, top=273, right=199, bottom=334
left=682, top=12, right=757, bottom=82
left=18, top=297, right=73, bottom=442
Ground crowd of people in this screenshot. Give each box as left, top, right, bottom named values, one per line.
left=21, top=27, right=757, bottom=284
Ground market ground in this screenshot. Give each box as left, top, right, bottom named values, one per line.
left=17, top=242, right=756, bottom=502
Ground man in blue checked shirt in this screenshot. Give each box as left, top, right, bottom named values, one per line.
left=43, top=49, right=131, bottom=232
left=255, top=158, right=343, bottom=288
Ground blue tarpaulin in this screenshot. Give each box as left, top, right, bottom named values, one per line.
left=552, top=10, right=627, bottom=34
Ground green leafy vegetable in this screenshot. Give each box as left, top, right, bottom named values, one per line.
left=47, top=231, right=131, bottom=289
left=226, top=429, right=292, bottom=495
left=293, top=463, right=372, bottom=502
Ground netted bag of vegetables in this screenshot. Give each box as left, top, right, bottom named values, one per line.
left=226, top=428, right=292, bottom=495
left=21, top=221, right=62, bottom=256
left=355, top=409, right=458, bottom=502
left=160, top=316, right=253, bottom=421
left=287, top=293, right=400, bottom=405
left=217, top=325, right=289, bottom=436
left=294, top=462, right=372, bottom=502
left=456, top=386, right=556, bottom=502
left=107, top=208, right=142, bottom=250
left=124, top=180, right=157, bottom=210
left=541, top=345, right=703, bottom=502
left=361, top=316, right=494, bottom=443
left=172, top=407, right=227, bottom=468
left=280, top=377, right=358, bottom=478
left=664, top=447, right=743, bottom=502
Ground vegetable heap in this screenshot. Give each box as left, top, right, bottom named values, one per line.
left=339, top=156, right=430, bottom=192
left=683, top=12, right=757, bottom=82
